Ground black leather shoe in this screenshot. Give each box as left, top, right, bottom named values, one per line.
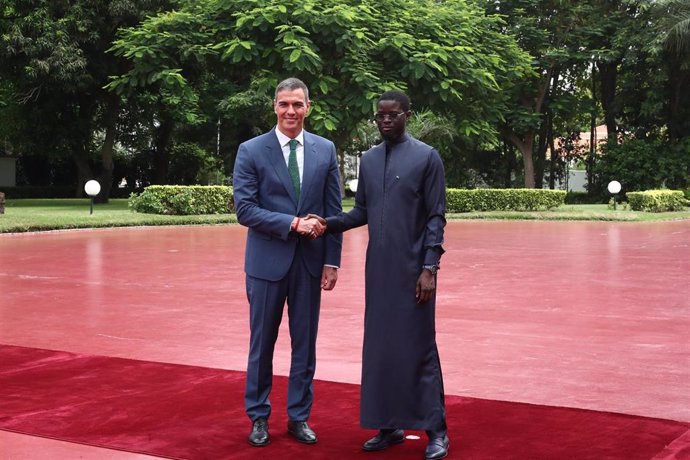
left=362, top=429, right=405, bottom=451
left=248, top=418, right=270, bottom=447
left=287, top=420, right=317, bottom=444
left=424, top=434, right=449, bottom=460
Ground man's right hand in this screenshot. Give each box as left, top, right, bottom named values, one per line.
left=306, top=214, right=327, bottom=239
left=293, top=216, right=325, bottom=239
left=306, top=214, right=326, bottom=226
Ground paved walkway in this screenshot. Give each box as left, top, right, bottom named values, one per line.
left=1, top=221, right=688, bottom=457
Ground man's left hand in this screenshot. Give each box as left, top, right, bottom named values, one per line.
left=416, top=269, right=436, bottom=304
left=321, top=266, right=338, bottom=291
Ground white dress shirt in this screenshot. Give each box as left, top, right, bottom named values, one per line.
left=275, top=128, right=304, bottom=184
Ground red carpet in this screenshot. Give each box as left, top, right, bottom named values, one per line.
left=0, top=344, right=687, bottom=460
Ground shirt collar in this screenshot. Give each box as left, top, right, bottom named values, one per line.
left=275, top=127, right=304, bottom=147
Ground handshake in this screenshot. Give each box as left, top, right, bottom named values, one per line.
left=292, top=214, right=327, bottom=240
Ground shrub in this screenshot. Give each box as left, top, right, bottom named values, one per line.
left=129, top=185, right=233, bottom=215
left=565, top=191, right=606, bottom=204
left=626, top=190, right=687, bottom=212
left=168, top=142, right=225, bottom=185
left=593, top=137, right=690, bottom=197
left=446, top=189, right=566, bottom=212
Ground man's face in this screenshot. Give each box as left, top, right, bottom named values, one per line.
left=274, top=88, right=311, bottom=138
left=375, top=100, right=409, bottom=142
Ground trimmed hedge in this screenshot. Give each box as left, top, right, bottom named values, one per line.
left=129, top=185, right=233, bottom=215
left=626, top=190, right=688, bottom=212
left=446, top=188, right=566, bottom=212
left=565, top=191, right=606, bottom=205
left=129, top=186, right=568, bottom=215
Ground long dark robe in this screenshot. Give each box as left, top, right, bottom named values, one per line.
left=327, top=134, right=447, bottom=430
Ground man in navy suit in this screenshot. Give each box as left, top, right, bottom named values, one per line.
left=233, top=77, right=342, bottom=447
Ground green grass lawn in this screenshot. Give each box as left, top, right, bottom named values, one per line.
left=1, top=199, right=237, bottom=233
left=1, top=198, right=688, bottom=234
left=447, top=204, right=690, bottom=222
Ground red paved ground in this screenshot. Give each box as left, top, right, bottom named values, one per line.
left=0, top=221, right=688, bottom=457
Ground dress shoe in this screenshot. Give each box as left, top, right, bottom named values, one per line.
left=424, top=434, right=449, bottom=460
left=287, top=420, right=317, bottom=444
left=362, top=429, right=405, bottom=451
left=248, top=418, right=270, bottom=447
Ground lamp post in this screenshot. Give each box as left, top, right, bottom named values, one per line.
left=84, top=180, right=101, bottom=215
left=607, top=180, right=621, bottom=210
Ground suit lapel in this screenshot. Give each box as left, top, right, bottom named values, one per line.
left=265, top=131, right=298, bottom=205
left=299, top=133, right=318, bottom=212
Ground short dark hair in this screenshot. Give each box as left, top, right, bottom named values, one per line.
left=378, top=90, right=410, bottom=112
left=275, top=77, right=310, bottom=102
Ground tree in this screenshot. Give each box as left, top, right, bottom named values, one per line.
left=0, top=0, right=173, bottom=200
left=108, top=0, right=532, bottom=185
left=487, top=0, right=594, bottom=188
left=653, top=0, right=690, bottom=139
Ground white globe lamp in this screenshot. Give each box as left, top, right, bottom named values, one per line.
left=607, top=180, right=621, bottom=210
left=84, top=180, right=101, bottom=214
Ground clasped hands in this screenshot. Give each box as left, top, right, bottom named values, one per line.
left=292, top=214, right=327, bottom=240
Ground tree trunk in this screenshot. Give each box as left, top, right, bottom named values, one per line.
left=153, top=114, right=174, bottom=185
left=522, top=142, right=535, bottom=189
left=74, top=152, right=93, bottom=198
left=71, top=95, right=96, bottom=197
left=587, top=64, right=597, bottom=192
left=504, top=70, right=553, bottom=189
left=502, top=141, right=517, bottom=188
left=96, top=95, right=119, bottom=203
left=508, top=133, right=535, bottom=188
left=333, top=130, right=350, bottom=196
left=665, top=56, right=690, bottom=140
left=535, top=115, right=549, bottom=189
left=548, top=114, right=557, bottom=190
left=597, top=59, right=619, bottom=143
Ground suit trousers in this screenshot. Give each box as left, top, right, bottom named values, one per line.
left=244, top=243, right=322, bottom=422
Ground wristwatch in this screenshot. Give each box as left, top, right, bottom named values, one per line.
left=422, top=264, right=439, bottom=275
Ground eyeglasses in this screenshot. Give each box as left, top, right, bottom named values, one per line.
left=374, top=111, right=405, bottom=122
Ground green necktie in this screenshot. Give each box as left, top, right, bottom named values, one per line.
left=288, top=138, right=300, bottom=200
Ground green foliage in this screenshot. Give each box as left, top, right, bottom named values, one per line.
left=0, top=0, right=175, bottom=198
left=168, top=143, right=224, bottom=185
left=345, top=110, right=457, bottom=155
left=109, top=0, right=532, bottom=148
left=129, top=185, right=233, bottom=215
left=446, top=188, right=566, bottom=212
left=593, top=137, right=690, bottom=196
left=654, top=0, right=690, bottom=59
left=565, top=191, right=605, bottom=205
left=626, top=190, right=688, bottom=212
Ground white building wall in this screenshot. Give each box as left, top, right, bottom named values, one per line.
left=567, top=169, right=587, bottom=192
left=0, top=158, right=17, bottom=187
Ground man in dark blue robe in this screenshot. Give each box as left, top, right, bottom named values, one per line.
left=321, top=90, right=449, bottom=460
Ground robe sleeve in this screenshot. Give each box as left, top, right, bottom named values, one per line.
left=326, top=161, right=368, bottom=233
left=422, top=149, right=447, bottom=266
left=323, top=141, right=343, bottom=267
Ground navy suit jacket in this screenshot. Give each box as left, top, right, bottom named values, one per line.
left=233, top=129, right=342, bottom=281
